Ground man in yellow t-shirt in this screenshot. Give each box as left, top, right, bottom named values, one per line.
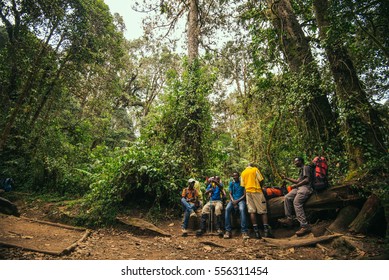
left=241, top=163, right=273, bottom=238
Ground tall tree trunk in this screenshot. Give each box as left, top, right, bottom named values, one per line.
left=0, top=43, right=48, bottom=151
left=188, top=0, right=200, bottom=62
left=267, top=0, right=335, bottom=147
left=313, top=0, right=387, bottom=169
left=186, top=0, right=205, bottom=169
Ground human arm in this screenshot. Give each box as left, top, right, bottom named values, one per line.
left=232, top=193, right=246, bottom=205
left=229, top=192, right=235, bottom=202
left=281, top=174, right=299, bottom=184
left=281, top=174, right=309, bottom=189
left=231, top=183, right=246, bottom=205
left=205, top=184, right=214, bottom=197
left=209, top=177, right=222, bottom=187
left=190, top=189, right=199, bottom=203
left=181, top=189, right=187, bottom=200
left=228, top=182, right=235, bottom=202
left=235, top=189, right=246, bottom=204
left=221, top=187, right=226, bottom=198
left=208, top=177, right=225, bottom=193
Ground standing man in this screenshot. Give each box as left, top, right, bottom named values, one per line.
left=180, top=178, right=199, bottom=236
left=224, top=172, right=249, bottom=239
left=241, top=163, right=273, bottom=239
left=279, top=157, right=313, bottom=237
left=196, top=176, right=226, bottom=236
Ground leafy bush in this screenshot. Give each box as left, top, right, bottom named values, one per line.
left=81, top=142, right=189, bottom=225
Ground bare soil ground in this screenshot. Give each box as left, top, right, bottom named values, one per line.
left=0, top=194, right=387, bottom=260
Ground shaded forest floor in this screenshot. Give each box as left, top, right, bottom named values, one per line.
left=0, top=193, right=388, bottom=260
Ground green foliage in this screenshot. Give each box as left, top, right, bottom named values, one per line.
left=318, top=0, right=388, bottom=102
left=142, top=58, right=216, bottom=175
left=78, top=58, right=222, bottom=225
left=0, top=0, right=129, bottom=198
left=81, top=142, right=189, bottom=225
left=0, top=0, right=388, bottom=229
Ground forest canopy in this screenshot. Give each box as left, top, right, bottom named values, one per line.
left=0, top=0, right=388, bottom=226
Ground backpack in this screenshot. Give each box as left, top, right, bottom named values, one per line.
left=262, top=182, right=289, bottom=199
left=309, top=156, right=329, bottom=191
left=262, top=187, right=283, bottom=199
left=1, top=178, right=13, bottom=192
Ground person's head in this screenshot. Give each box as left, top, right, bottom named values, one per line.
left=293, top=157, right=304, bottom=167
left=188, top=178, right=196, bottom=188
left=232, top=172, right=239, bottom=182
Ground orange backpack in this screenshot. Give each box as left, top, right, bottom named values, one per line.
left=262, top=183, right=290, bottom=199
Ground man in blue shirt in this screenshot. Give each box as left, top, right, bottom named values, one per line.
left=196, top=176, right=226, bottom=236
left=224, top=172, right=249, bottom=239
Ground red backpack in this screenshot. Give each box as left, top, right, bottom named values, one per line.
left=310, top=156, right=329, bottom=191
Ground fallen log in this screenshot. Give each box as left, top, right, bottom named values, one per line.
left=267, top=183, right=362, bottom=219
left=263, top=233, right=342, bottom=248
left=18, top=216, right=87, bottom=231
left=61, top=229, right=92, bottom=255
left=0, top=214, right=90, bottom=255
left=0, top=241, right=63, bottom=256
left=116, top=216, right=171, bottom=237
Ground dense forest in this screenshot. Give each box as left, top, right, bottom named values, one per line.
left=0, top=0, right=388, bottom=238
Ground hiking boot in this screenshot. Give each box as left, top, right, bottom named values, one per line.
left=254, top=230, right=262, bottom=239
left=223, top=231, right=231, bottom=239
left=264, top=226, right=274, bottom=238
left=242, top=232, right=249, bottom=240
left=295, top=226, right=311, bottom=237
left=190, top=211, right=197, bottom=218
left=196, top=229, right=205, bottom=236
left=278, top=217, right=294, bottom=227
left=217, top=229, right=223, bottom=237
left=181, top=228, right=188, bottom=237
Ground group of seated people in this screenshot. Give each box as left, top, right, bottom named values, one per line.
left=180, top=158, right=314, bottom=239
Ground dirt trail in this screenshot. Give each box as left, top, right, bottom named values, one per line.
left=0, top=196, right=387, bottom=260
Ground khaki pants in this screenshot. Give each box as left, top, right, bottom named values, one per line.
left=246, top=192, right=267, bottom=214
left=201, top=200, right=223, bottom=216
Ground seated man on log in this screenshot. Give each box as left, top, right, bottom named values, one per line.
left=196, top=176, right=226, bottom=237
left=180, top=178, right=200, bottom=237
left=223, top=172, right=249, bottom=239
left=279, top=157, right=313, bottom=237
